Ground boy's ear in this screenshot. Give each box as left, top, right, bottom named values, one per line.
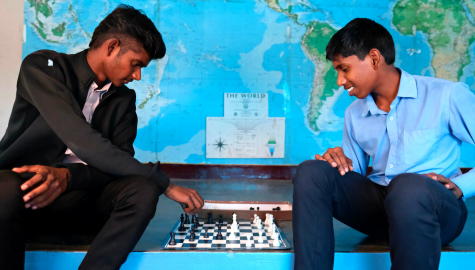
left=368, top=48, right=382, bottom=70
left=106, top=38, right=120, bottom=57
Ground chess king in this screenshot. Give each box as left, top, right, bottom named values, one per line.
left=293, top=18, right=475, bottom=270
left=0, top=5, right=204, bottom=270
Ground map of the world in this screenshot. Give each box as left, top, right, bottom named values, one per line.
left=22, top=0, right=475, bottom=166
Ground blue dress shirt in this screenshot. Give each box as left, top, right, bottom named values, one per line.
left=341, top=69, right=475, bottom=198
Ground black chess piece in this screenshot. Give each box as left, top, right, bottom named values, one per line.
left=189, top=230, right=196, bottom=241
left=219, top=214, right=223, bottom=224
left=216, top=224, right=223, bottom=240
left=204, top=227, right=209, bottom=238
left=169, top=232, right=176, bottom=245
left=191, top=214, right=196, bottom=224
left=194, top=216, right=200, bottom=229
left=178, top=214, right=186, bottom=231
left=185, top=214, right=190, bottom=224
left=208, top=212, right=213, bottom=224
left=272, top=206, right=281, bottom=211
left=249, top=207, right=255, bottom=210
left=257, top=207, right=260, bottom=211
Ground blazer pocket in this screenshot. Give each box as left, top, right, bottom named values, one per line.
left=403, top=128, right=438, bottom=165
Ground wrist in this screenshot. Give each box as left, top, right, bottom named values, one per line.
left=164, top=182, right=175, bottom=196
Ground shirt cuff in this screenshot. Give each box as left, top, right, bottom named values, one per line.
left=451, top=169, right=475, bottom=199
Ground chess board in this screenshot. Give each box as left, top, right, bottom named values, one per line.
left=162, top=220, right=291, bottom=250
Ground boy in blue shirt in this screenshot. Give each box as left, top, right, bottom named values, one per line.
left=293, top=18, right=475, bottom=270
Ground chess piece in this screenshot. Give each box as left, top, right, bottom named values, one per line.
left=169, top=232, right=176, bottom=245
left=258, top=231, right=264, bottom=243
left=185, top=214, right=190, bottom=224
left=219, top=214, right=224, bottom=224
left=264, top=213, right=269, bottom=226
left=208, top=212, right=213, bottom=224
left=216, top=224, right=223, bottom=240
left=272, top=224, right=278, bottom=239
left=229, top=230, right=236, bottom=240
left=194, top=216, right=200, bottom=229
left=178, top=214, right=186, bottom=231
left=189, top=230, right=196, bottom=242
left=246, top=235, right=252, bottom=247
left=191, top=214, right=196, bottom=224
left=253, top=214, right=258, bottom=224
left=204, top=227, right=209, bottom=238
left=257, top=219, right=263, bottom=229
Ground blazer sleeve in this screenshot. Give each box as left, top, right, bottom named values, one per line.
left=17, top=52, right=170, bottom=194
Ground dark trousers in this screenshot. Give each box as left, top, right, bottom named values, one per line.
left=293, top=160, right=468, bottom=270
left=0, top=170, right=160, bottom=270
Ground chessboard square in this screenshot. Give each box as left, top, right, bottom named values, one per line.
left=199, top=236, right=213, bottom=240
left=175, top=235, right=186, bottom=239
left=196, top=243, right=212, bottom=248
left=211, top=244, right=226, bottom=248
left=203, top=224, right=215, bottom=227
left=183, top=239, right=199, bottom=244
left=226, top=243, right=241, bottom=248
left=240, top=221, right=251, bottom=224
left=239, top=239, right=250, bottom=244
left=240, top=230, right=252, bottom=234
left=214, top=240, right=226, bottom=244
left=240, top=226, right=252, bottom=230
left=254, top=243, right=271, bottom=248
left=252, top=229, right=264, bottom=232
left=168, top=243, right=183, bottom=248
left=226, top=240, right=240, bottom=244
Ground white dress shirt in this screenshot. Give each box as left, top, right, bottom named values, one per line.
left=62, top=81, right=112, bottom=164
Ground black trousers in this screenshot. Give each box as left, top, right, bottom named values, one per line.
left=0, top=170, right=160, bottom=270
left=293, top=160, right=468, bottom=270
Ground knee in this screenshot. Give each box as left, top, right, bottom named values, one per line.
left=0, top=171, right=25, bottom=217
left=385, top=173, right=434, bottom=219
left=293, top=160, right=335, bottom=192
left=117, top=177, right=160, bottom=219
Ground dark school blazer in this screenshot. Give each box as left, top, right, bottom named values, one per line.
left=0, top=49, right=170, bottom=193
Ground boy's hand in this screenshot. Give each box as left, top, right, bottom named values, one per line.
left=315, top=147, right=353, bottom=176
left=164, top=183, right=204, bottom=215
left=424, top=172, right=463, bottom=199
left=12, top=165, right=70, bottom=209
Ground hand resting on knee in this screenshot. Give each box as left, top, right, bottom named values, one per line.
left=314, top=146, right=354, bottom=176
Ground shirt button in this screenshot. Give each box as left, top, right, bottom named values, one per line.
left=389, top=164, right=394, bottom=168
left=389, top=117, right=394, bottom=121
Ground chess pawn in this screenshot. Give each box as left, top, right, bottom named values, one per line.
left=257, top=219, right=263, bottom=229
left=258, top=231, right=264, bottom=243
left=253, top=214, right=257, bottom=224
left=246, top=235, right=252, bottom=247
left=264, top=213, right=269, bottom=226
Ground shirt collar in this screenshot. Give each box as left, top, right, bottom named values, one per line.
left=90, top=80, right=112, bottom=93
left=361, top=68, right=417, bottom=117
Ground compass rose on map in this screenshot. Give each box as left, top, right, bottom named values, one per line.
left=213, top=137, right=227, bottom=152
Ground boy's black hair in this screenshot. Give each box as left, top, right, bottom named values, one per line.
left=326, top=18, right=395, bottom=65
left=89, top=4, right=166, bottom=59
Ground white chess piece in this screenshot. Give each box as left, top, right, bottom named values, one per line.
left=246, top=235, right=252, bottom=247
left=272, top=224, right=278, bottom=239
left=264, top=213, right=269, bottom=226
left=273, top=235, right=281, bottom=247
left=253, top=214, right=257, bottom=224
left=257, top=219, right=263, bottom=229
left=229, top=230, right=236, bottom=240
left=258, top=231, right=264, bottom=243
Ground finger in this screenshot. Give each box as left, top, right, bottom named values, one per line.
left=194, top=190, right=205, bottom=208
left=32, top=188, right=61, bottom=209
left=12, top=165, right=39, bottom=174
left=21, top=168, right=49, bottom=191
left=27, top=185, right=57, bottom=209
left=346, top=157, right=354, bottom=171
left=189, top=193, right=203, bottom=215
left=314, top=154, right=325, bottom=160
left=334, top=148, right=350, bottom=173
left=322, top=152, right=337, bottom=167
left=24, top=181, right=50, bottom=203
left=329, top=152, right=347, bottom=175
left=183, top=196, right=196, bottom=214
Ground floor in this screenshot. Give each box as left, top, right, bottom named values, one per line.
left=25, top=178, right=475, bottom=253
